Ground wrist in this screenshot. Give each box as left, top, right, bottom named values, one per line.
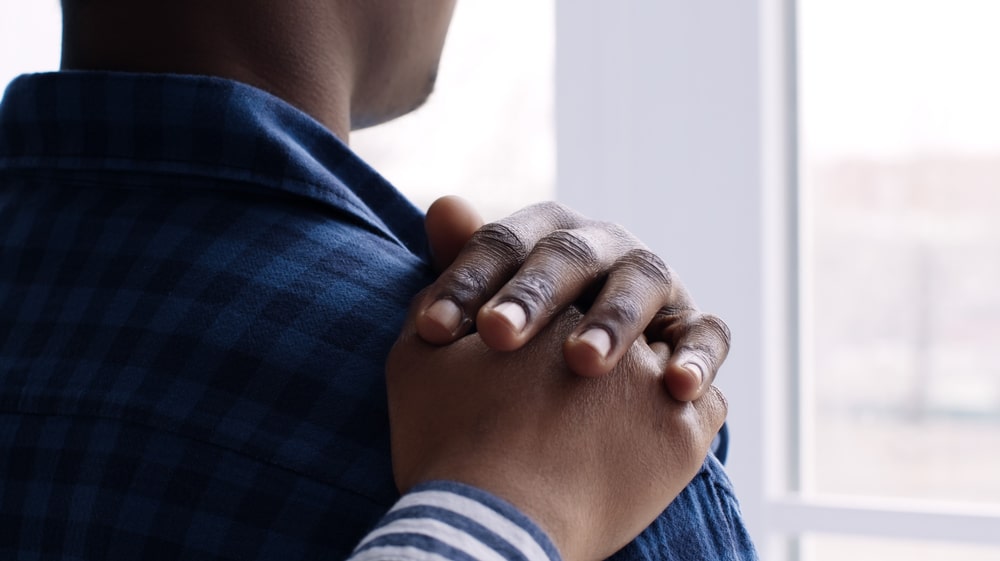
left=411, top=465, right=583, bottom=560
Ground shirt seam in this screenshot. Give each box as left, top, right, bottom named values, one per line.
left=0, top=155, right=375, bottom=222
left=0, top=158, right=410, bottom=251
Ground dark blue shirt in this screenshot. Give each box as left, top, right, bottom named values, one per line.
left=0, top=72, right=756, bottom=560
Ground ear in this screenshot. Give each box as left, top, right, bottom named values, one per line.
left=425, top=195, right=484, bottom=273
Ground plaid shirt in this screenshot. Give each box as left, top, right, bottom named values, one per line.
left=0, top=72, right=756, bottom=560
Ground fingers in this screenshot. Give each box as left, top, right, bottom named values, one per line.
left=560, top=248, right=679, bottom=377
left=418, top=200, right=733, bottom=396
left=475, top=225, right=627, bottom=352
left=425, top=196, right=484, bottom=273
left=647, top=339, right=728, bottom=468
left=655, top=312, right=732, bottom=401
left=693, top=385, right=729, bottom=443
left=415, top=202, right=585, bottom=344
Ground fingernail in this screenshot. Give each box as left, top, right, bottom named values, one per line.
left=684, top=362, right=704, bottom=384
left=493, top=301, right=527, bottom=333
left=425, top=299, right=463, bottom=334
left=578, top=328, right=612, bottom=360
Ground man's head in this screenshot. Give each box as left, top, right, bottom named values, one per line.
left=60, top=0, right=458, bottom=140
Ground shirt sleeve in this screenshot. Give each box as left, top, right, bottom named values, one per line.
left=347, top=481, right=563, bottom=561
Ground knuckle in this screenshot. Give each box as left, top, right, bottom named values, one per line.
left=700, top=386, right=730, bottom=433
left=597, top=292, right=644, bottom=329
left=440, top=265, right=491, bottom=302
left=677, top=386, right=729, bottom=447
left=660, top=407, right=702, bottom=462
left=504, top=269, right=559, bottom=311
left=652, top=300, right=698, bottom=324
left=527, top=200, right=581, bottom=226
left=697, top=313, right=733, bottom=350
left=707, top=385, right=729, bottom=418
left=601, top=220, right=633, bottom=243
left=469, top=221, right=529, bottom=262
left=620, top=248, right=672, bottom=288
left=534, top=229, right=600, bottom=272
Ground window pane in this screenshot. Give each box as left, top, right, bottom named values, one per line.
left=802, top=534, right=1000, bottom=561
left=351, top=0, right=555, bottom=221
left=799, top=0, right=1000, bottom=503
left=0, top=1, right=62, bottom=86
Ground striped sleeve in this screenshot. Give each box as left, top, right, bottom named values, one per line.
left=348, top=481, right=562, bottom=561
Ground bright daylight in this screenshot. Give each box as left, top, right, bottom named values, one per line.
left=1, top=0, right=998, bottom=560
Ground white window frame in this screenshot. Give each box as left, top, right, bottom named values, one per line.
left=554, top=1, right=1000, bottom=558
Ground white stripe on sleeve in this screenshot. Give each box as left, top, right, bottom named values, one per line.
left=347, top=483, right=559, bottom=561
left=354, top=517, right=506, bottom=561
left=387, top=489, right=551, bottom=561
left=348, top=545, right=456, bottom=561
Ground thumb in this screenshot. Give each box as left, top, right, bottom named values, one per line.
left=425, top=195, right=484, bottom=273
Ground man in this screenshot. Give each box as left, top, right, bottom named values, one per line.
left=0, top=0, right=756, bottom=559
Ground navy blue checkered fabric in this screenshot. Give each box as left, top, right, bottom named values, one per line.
left=0, top=72, right=756, bottom=560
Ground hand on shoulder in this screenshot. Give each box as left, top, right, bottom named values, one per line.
left=419, top=197, right=731, bottom=402
left=387, top=298, right=728, bottom=560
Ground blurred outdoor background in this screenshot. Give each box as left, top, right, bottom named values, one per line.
left=799, top=2, right=1000, bottom=557
left=800, top=0, right=1000, bottom=506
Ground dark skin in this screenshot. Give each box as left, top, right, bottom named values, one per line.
left=60, top=1, right=733, bottom=556
left=390, top=297, right=728, bottom=561
left=423, top=196, right=730, bottom=400
left=61, top=0, right=458, bottom=140
left=62, top=1, right=730, bottom=399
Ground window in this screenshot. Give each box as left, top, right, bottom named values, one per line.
left=0, top=1, right=61, bottom=87
left=557, top=0, right=1000, bottom=558
left=800, top=0, right=1000, bottom=510
left=802, top=534, right=1000, bottom=561
left=795, top=1, right=1000, bottom=556
left=352, top=0, right=555, bottom=221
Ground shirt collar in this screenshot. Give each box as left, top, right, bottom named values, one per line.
left=0, top=71, right=430, bottom=260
